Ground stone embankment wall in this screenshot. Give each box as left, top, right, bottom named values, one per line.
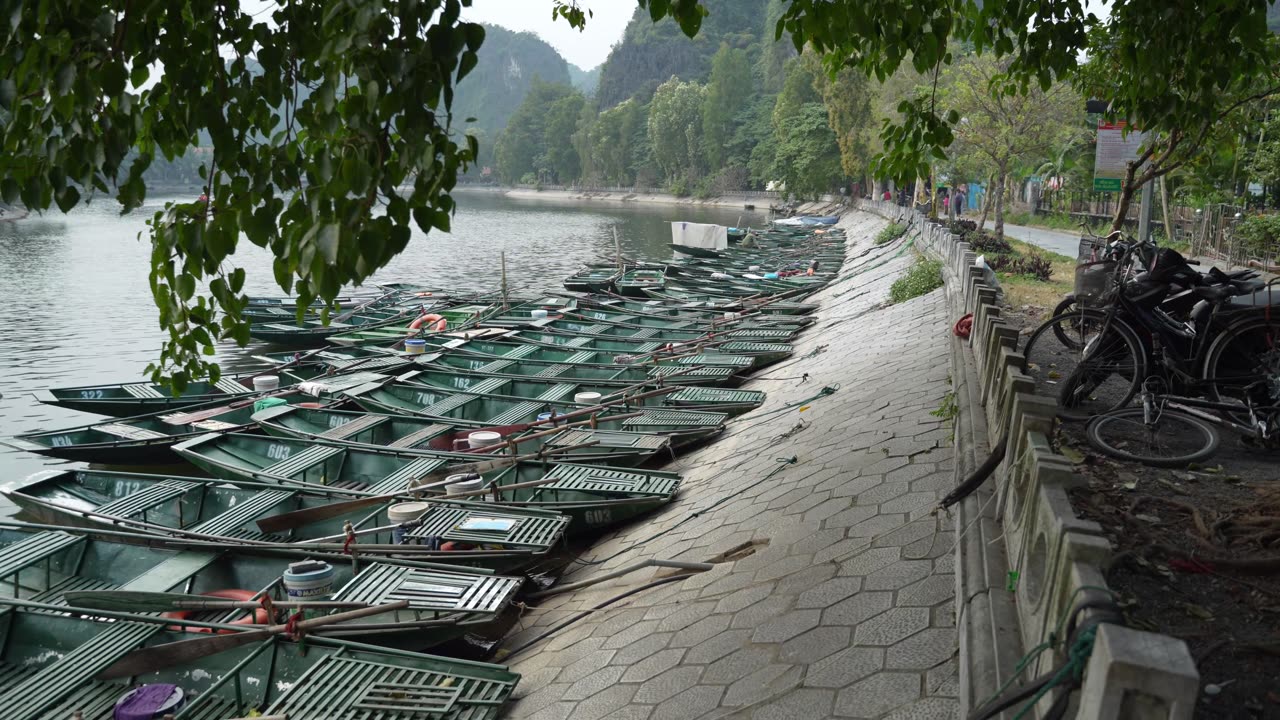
left=858, top=199, right=1199, bottom=720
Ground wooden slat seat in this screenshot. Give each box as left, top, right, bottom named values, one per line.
left=487, top=400, right=543, bottom=426
left=0, top=532, right=83, bottom=580
left=191, top=489, right=294, bottom=536
left=538, top=464, right=681, bottom=498
left=121, top=383, right=165, bottom=398
left=535, top=383, right=577, bottom=403
left=386, top=423, right=451, bottom=449
left=374, top=457, right=448, bottom=493
left=215, top=377, right=252, bottom=394
left=0, top=622, right=160, bottom=720
left=95, top=423, right=168, bottom=441
left=261, top=444, right=343, bottom=477
left=331, top=564, right=520, bottom=614
left=318, top=413, right=388, bottom=440
left=96, top=480, right=198, bottom=517
left=406, top=504, right=568, bottom=550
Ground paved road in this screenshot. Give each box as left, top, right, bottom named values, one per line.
left=980, top=218, right=1078, bottom=257
left=502, top=213, right=960, bottom=720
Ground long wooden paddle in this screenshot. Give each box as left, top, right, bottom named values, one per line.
left=95, top=600, right=410, bottom=680
left=253, top=440, right=601, bottom=534
left=65, top=590, right=373, bottom=613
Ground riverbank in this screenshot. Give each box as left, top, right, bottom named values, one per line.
left=455, top=184, right=846, bottom=214
left=498, top=210, right=963, bottom=718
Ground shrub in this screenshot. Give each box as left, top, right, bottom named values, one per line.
left=947, top=219, right=977, bottom=234
left=890, top=257, right=944, bottom=303
left=875, top=223, right=907, bottom=245
left=963, top=230, right=1013, bottom=255
left=668, top=177, right=690, bottom=197
left=989, top=254, right=1053, bottom=281
left=1235, top=214, right=1280, bottom=260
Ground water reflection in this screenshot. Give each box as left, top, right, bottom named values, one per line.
left=0, top=190, right=765, bottom=481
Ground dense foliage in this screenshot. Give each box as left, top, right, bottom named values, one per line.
left=889, top=257, right=944, bottom=303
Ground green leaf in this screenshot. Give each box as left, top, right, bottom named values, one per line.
left=176, top=274, right=196, bottom=301
left=317, top=223, right=339, bottom=264
left=55, top=64, right=76, bottom=95
left=54, top=186, right=80, bottom=213
left=0, top=178, right=18, bottom=205
left=0, top=79, right=14, bottom=109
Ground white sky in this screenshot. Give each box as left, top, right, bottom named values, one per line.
left=460, top=1, right=633, bottom=70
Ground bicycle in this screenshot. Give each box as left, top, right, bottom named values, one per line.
left=1085, top=380, right=1280, bottom=466
left=1022, top=236, right=1279, bottom=421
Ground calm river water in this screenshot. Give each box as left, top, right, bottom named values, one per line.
left=0, top=190, right=765, bottom=485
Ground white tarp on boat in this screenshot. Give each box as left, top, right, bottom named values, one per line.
left=671, top=222, right=728, bottom=251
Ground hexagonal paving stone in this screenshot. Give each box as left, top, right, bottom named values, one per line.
left=897, top=576, right=955, bottom=607
left=567, top=683, right=637, bottom=720
left=650, top=685, right=725, bottom=720
left=722, top=664, right=800, bottom=707
left=562, top=666, right=626, bottom=701
left=633, top=665, right=705, bottom=704
left=885, top=628, right=957, bottom=670
left=862, top=559, right=933, bottom=591
left=715, top=582, right=776, bottom=615
left=685, top=628, right=753, bottom=665
left=779, top=625, right=852, bottom=664
left=834, top=672, right=922, bottom=718
left=657, top=601, right=718, bottom=633
left=620, top=648, right=687, bottom=683
left=853, top=607, right=931, bottom=646
left=824, top=505, right=879, bottom=530
left=611, top=632, right=674, bottom=665
left=754, top=554, right=817, bottom=583
left=555, top=649, right=619, bottom=685
left=822, top=591, right=893, bottom=627
left=804, top=646, right=886, bottom=688
left=847, top=513, right=909, bottom=539
left=796, top=576, right=863, bottom=609
left=600, top=619, right=660, bottom=650
left=703, top=645, right=777, bottom=684
left=730, top=595, right=793, bottom=630
left=752, top=608, right=822, bottom=643
left=880, top=696, right=959, bottom=720
left=838, top=547, right=903, bottom=577
left=752, top=688, right=836, bottom=720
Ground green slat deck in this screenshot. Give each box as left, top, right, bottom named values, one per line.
left=407, top=505, right=568, bottom=550
left=487, top=400, right=544, bottom=426
left=121, top=383, right=165, bottom=398
left=318, top=413, right=389, bottom=440
left=623, top=410, right=727, bottom=428
left=669, top=387, right=767, bottom=404
left=265, top=656, right=516, bottom=719
left=374, top=457, right=449, bottom=492
left=261, top=444, right=343, bottom=477
left=717, top=341, right=792, bottom=354
left=96, top=480, right=198, bottom=517
left=191, top=489, right=294, bottom=536
left=386, top=423, right=451, bottom=448
left=215, top=378, right=252, bottom=395
left=548, top=429, right=669, bottom=451
left=673, top=354, right=754, bottom=368
left=332, top=564, right=520, bottom=614
left=96, top=423, right=169, bottom=440
left=539, top=465, right=681, bottom=498
left=0, top=532, right=84, bottom=579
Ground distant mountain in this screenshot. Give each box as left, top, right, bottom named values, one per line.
left=453, top=24, right=572, bottom=164
left=594, top=0, right=769, bottom=108
left=568, top=63, right=601, bottom=95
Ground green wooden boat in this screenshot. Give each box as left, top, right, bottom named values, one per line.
left=615, top=268, right=666, bottom=297
left=567, top=294, right=819, bottom=322
left=393, top=367, right=765, bottom=416
left=0, top=528, right=522, bottom=651
left=5, top=469, right=570, bottom=572
left=327, top=304, right=499, bottom=347
left=466, top=329, right=794, bottom=368
left=248, top=302, right=429, bottom=347
left=481, top=304, right=802, bottom=343
left=343, top=374, right=728, bottom=448
left=642, top=285, right=820, bottom=313
left=33, top=364, right=379, bottom=418
left=0, top=599, right=520, bottom=720
left=575, top=292, right=819, bottom=316
left=253, top=405, right=673, bottom=468
left=4, top=391, right=333, bottom=465
left=563, top=265, right=621, bottom=293
left=172, top=433, right=683, bottom=532
left=418, top=331, right=759, bottom=372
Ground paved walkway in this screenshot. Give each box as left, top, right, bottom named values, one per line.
left=979, top=218, right=1077, bottom=257
left=499, top=213, right=960, bottom=719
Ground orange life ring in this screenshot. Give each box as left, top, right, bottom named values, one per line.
left=163, top=589, right=269, bottom=634
left=408, top=313, right=448, bottom=333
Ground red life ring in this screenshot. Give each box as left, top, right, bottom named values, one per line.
left=163, top=589, right=269, bottom=634
left=408, top=313, right=448, bottom=333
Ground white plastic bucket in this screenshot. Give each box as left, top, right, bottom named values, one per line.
left=574, top=391, right=603, bottom=405
left=388, top=501, right=431, bottom=544
left=445, top=473, right=488, bottom=500
left=253, top=375, right=280, bottom=392
left=404, top=339, right=427, bottom=355
left=282, top=560, right=335, bottom=600
left=467, top=430, right=503, bottom=449
left=531, top=309, right=549, bottom=319
left=710, top=272, right=731, bottom=280
left=748, top=265, right=761, bottom=272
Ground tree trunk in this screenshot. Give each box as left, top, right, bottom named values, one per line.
left=993, top=165, right=1008, bottom=241
left=1111, top=158, right=1144, bottom=232
left=1159, top=177, right=1174, bottom=245
left=977, top=172, right=995, bottom=231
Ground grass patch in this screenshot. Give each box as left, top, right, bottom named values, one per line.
left=875, top=222, right=907, bottom=245
left=1003, top=210, right=1110, bottom=235
left=890, top=256, right=944, bottom=304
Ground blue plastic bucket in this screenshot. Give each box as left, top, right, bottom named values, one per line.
left=404, top=339, right=427, bottom=355
left=764, top=272, right=780, bottom=280
left=283, top=560, right=335, bottom=600
left=537, top=412, right=554, bottom=422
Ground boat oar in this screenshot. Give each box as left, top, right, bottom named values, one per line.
left=64, top=590, right=372, bottom=613
left=332, top=289, right=401, bottom=323
left=253, top=440, right=601, bottom=534
left=95, top=600, right=410, bottom=680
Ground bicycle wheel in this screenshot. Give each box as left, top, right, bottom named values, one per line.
left=1049, top=296, right=1096, bottom=349
left=1202, top=316, right=1280, bottom=423
left=1023, top=310, right=1145, bottom=421
left=1086, top=408, right=1220, bottom=467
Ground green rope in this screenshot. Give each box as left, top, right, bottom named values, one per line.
left=1012, top=626, right=1099, bottom=720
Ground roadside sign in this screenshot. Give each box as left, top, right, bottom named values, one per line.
left=1093, top=121, right=1146, bottom=193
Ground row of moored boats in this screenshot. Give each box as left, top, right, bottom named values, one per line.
left=0, top=220, right=845, bottom=720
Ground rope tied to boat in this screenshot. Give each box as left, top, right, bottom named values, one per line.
left=259, top=594, right=277, bottom=623
left=284, top=610, right=307, bottom=650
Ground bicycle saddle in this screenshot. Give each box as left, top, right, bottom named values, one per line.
left=1226, top=286, right=1280, bottom=308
